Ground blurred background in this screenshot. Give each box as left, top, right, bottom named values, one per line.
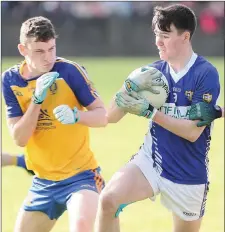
left=1, top=1, right=224, bottom=57
left=1, top=1, right=224, bottom=232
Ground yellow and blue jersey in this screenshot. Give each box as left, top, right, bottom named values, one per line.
left=2, top=57, right=99, bottom=181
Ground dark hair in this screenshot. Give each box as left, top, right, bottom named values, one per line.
left=152, top=4, right=197, bottom=39
left=20, top=16, right=57, bottom=44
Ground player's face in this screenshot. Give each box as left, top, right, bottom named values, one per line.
left=154, top=24, right=188, bottom=62
left=22, top=38, right=56, bottom=74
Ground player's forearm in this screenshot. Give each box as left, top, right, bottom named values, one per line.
left=78, top=107, right=108, bottom=127
left=153, top=111, right=204, bottom=142
left=107, top=100, right=127, bottom=123
left=1, top=152, right=16, bottom=166
left=11, top=103, right=41, bottom=147
left=107, top=88, right=127, bottom=123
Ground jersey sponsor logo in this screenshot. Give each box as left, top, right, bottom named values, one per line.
left=185, top=90, right=193, bottom=101
left=37, top=109, right=56, bottom=130
left=38, top=109, right=53, bottom=121
left=203, top=93, right=212, bottom=103
left=159, top=103, right=190, bottom=119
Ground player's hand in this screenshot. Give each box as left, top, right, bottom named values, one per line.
left=124, top=67, right=164, bottom=95
left=53, top=105, right=80, bottom=124
left=189, top=102, right=222, bottom=127
left=115, top=91, right=157, bottom=119
left=32, top=72, right=59, bottom=104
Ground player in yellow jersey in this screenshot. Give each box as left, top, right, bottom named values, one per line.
left=2, top=16, right=107, bottom=232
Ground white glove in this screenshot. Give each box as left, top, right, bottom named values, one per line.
left=53, top=105, right=80, bottom=124
left=124, top=66, right=164, bottom=94
left=115, top=91, right=157, bottom=119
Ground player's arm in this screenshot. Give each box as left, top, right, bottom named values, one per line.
left=53, top=64, right=107, bottom=127
left=107, top=67, right=164, bottom=123
left=107, top=87, right=127, bottom=123
left=2, top=152, right=18, bottom=166
left=153, top=112, right=205, bottom=142
left=7, top=104, right=42, bottom=147
left=155, top=67, right=220, bottom=141
left=78, top=97, right=108, bottom=127
left=116, top=66, right=220, bottom=142
left=2, top=152, right=35, bottom=175
left=3, top=72, right=59, bottom=147
left=116, top=91, right=205, bottom=142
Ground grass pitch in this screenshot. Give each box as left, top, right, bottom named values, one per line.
left=2, top=57, right=224, bottom=232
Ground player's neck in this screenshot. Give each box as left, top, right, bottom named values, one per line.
left=168, top=47, right=194, bottom=73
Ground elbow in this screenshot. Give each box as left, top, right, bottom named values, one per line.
left=14, top=139, right=27, bottom=147
left=12, top=131, right=28, bottom=147
left=101, top=114, right=108, bottom=127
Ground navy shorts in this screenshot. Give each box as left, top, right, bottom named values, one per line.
left=23, top=167, right=105, bottom=220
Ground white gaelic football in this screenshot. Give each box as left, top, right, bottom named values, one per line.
left=127, top=67, right=169, bottom=109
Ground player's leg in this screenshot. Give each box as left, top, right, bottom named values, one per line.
left=172, top=214, right=202, bottom=232
left=14, top=176, right=65, bottom=232
left=95, top=160, right=156, bottom=232
left=67, top=189, right=99, bottom=232
left=65, top=168, right=104, bottom=232
left=14, top=209, right=56, bottom=232
left=159, top=177, right=208, bottom=232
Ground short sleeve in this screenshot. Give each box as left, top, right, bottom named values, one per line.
left=2, top=71, right=23, bottom=118
left=67, top=63, right=99, bottom=107
left=192, top=66, right=220, bottom=106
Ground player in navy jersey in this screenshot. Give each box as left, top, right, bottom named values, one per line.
left=95, top=4, right=220, bottom=232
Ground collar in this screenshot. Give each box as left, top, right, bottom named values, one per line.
left=169, top=52, right=198, bottom=83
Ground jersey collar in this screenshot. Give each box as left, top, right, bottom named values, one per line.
left=169, top=53, right=198, bottom=83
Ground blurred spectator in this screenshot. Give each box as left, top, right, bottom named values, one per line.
left=1, top=1, right=224, bottom=35
left=1, top=1, right=224, bottom=23
left=1, top=1, right=223, bottom=57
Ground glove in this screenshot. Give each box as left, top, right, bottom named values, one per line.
left=189, top=102, right=222, bottom=127
left=124, top=66, right=164, bottom=94
left=115, top=91, right=157, bottom=119
left=53, top=105, right=80, bottom=124
left=32, top=72, right=59, bottom=104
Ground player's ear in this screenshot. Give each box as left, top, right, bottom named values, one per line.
left=183, top=31, right=190, bottom=43
left=18, top=43, right=27, bottom=57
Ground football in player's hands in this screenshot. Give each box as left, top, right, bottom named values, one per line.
left=124, top=66, right=169, bottom=109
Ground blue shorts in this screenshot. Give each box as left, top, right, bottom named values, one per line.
left=23, top=167, right=105, bottom=220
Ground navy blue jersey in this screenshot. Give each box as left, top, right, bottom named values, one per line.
left=141, top=53, right=220, bottom=184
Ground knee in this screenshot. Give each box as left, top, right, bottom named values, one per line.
left=71, top=217, right=91, bottom=232
left=99, top=189, right=119, bottom=214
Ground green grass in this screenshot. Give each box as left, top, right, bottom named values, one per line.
left=2, top=57, right=224, bottom=232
